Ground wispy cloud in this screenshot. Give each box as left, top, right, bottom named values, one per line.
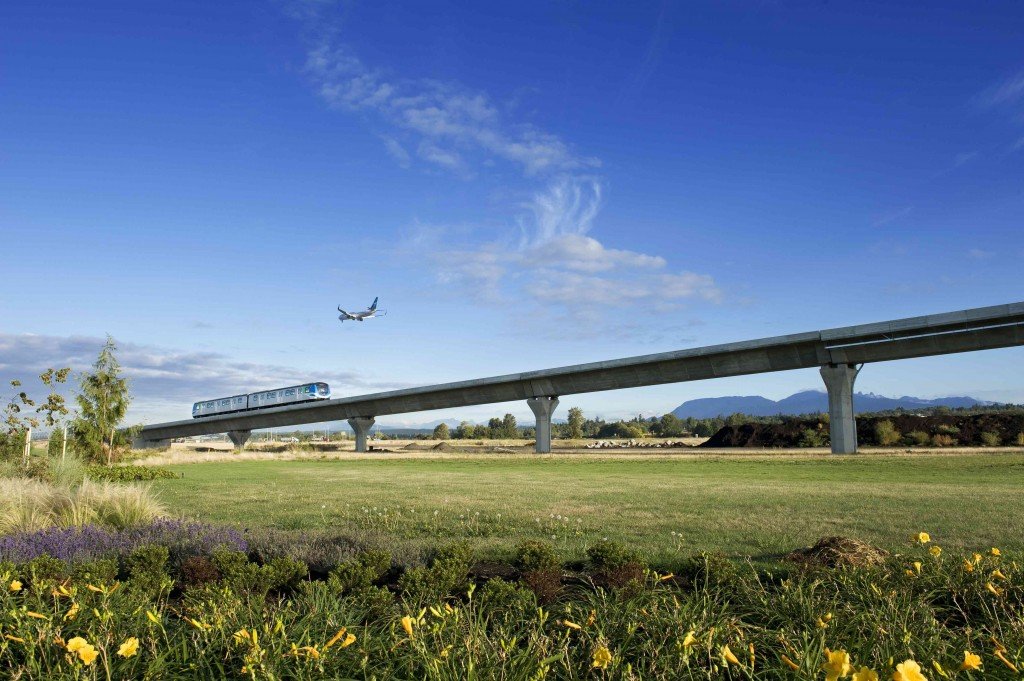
left=870, top=205, right=913, bottom=228
left=431, top=176, right=722, bottom=330
left=304, top=41, right=596, bottom=177
left=0, top=333, right=407, bottom=423
left=967, top=248, right=993, bottom=260
left=974, top=70, right=1024, bottom=110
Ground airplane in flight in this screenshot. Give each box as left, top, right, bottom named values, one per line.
left=337, top=297, right=383, bottom=322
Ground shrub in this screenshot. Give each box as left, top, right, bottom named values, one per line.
left=1017, top=432, right=1024, bottom=446
left=979, top=431, right=1001, bottom=447
left=211, top=550, right=307, bottom=598
left=398, top=541, right=473, bottom=605
left=587, top=540, right=644, bottom=589
left=515, top=541, right=562, bottom=604
left=936, top=424, right=960, bottom=435
left=906, top=431, right=931, bottom=446
left=873, top=420, right=901, bottom=446
left=86, top=465, right=179, bottom=482
left=328, top=549, right=392, bottom=593
left=124, top=544, right=171, bottom=597
left=931, top=434, right=957, bottom=447
left=798, top=427, right=829, bottom=447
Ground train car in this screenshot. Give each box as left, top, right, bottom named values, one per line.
left=192, top=394, right=248, bottom=418
left=192, top=382, right=330, bottom=418
left=248, top=382, right=331, bottom=409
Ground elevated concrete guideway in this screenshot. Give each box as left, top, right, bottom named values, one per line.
left=136, top=302, right=1024, bottom=454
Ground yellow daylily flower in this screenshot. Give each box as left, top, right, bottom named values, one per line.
left=817, top=612, right=833, bottom=629
left=64, top=602, right=79, bottom=621
left=682, top=630, right=697, bottom=647
left=9, top=580, right=22, bottom=592
left=962, top=560, right=975, bottom=573
left=853, top=667, right=879, bottom=681
left=66, top=637, right=88, bottom=653
left=994, top=650, right=1018, bottom=673
left=25, top=611, right=48, bottom=620
left=892, top=659, right=926, bottom=681
left=401, top=615, right=415, bottom=638
left=563, top=619, right=582, bottom=630
left=117, top=637, right=139, bottom=658
left=145, top=610, right=160, bottom=624
left=822, top=649, right=853, bottom=681
left=991, top=568, right=1007, bottom=580
left=990, top=547, right=1001, bottom=556
left=913, top=562, right=923, bottom=574
left=915, top=532, right=930, bottom=544
left=928, top=546, right=942, bottom=557
left=959, top=651, right=981, bottom=671
left=722, top=644, right=740, bottom=666
left=986, top=582, right=1003, bottom=596
left=592, top=645, right=612, bottom=669
left=339, top=633, right=356, bottom=649
left=325, top=627, right=348, bottom=649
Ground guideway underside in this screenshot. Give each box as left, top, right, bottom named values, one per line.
left=135, top=302, right=1024, bottom=455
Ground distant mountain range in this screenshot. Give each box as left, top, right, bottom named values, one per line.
left=671, top=390, right=988, bottom=419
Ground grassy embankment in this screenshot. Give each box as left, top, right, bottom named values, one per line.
left=151, top=451, right=1024, bottom=563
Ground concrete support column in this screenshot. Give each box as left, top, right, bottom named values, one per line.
left=228, top=430, right=251, bottom=450
left=348, top=417, right=375, bottom=453
left=527, top=396, right=560, bottom=454
left=820, top=363, right=861, bottom=454
left=131, top=436, right=171, bottom=450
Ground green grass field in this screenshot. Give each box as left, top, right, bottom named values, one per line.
left=151, top=452, right=1024, bottom=563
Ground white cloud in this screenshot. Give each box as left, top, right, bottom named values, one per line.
left=975, top=70, right=1024, bottom=109
left=429, top=176, right=721, bottom=329
left=304, top=41, right=594, bottom=177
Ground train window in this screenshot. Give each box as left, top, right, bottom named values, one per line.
left=285, top=389, right=295, bottom=396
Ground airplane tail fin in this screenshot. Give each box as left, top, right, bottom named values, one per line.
left=370, top=296, right=378, bottom=311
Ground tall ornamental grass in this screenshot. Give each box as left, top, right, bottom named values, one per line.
left=0, top=477, right=165, bottom=534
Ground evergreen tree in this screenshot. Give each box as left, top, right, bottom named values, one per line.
left=72, top=336, right=132, bottom=465
left=500, top=413, right=518, bottom=438
left=567, top=407, right=584, bottom=439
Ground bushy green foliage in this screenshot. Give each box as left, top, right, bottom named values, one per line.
left=328, top=549, right=392, bottom=593
left=907, top=430, right=931, bottom=446
left=397, top=541, right=473, bottom=606
left=86, top=465, right=179, bottom=482
left=515, top=540, right=561, bottom=573
left=873, top=419, right=901, bottom=446
left=210, top=550, right=307, bottom=599
left=980, top=431, right=1002, bottom=446
left=1, top=539, right=1020, bottom=679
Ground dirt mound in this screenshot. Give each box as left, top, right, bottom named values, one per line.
left=785, top=536, right=889, bottom=568
left=431, top=442, right=457, bottom=452
left=402, top=442, right=432, bottom=450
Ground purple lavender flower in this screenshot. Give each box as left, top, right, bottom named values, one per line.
left=0, top=519, right=247, bottom=564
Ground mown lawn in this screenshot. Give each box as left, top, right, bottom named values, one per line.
left=150, top=452, right=1024, bottom=563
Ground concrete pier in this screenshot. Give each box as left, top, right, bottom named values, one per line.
left=227, top=430, right=251, bottom=450
left=131, top=436, right=170, bottom=450
left=348, top=417, right=375, bottom=453
left=527, top=396, right=560, bottom=454
left=820, top=363, right=861, bottom=454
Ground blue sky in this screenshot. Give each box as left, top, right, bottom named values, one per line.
left=2, top=0, right=1023, bottom=426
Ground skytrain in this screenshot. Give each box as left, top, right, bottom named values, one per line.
left=192, top=383, right=331, bottom=418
